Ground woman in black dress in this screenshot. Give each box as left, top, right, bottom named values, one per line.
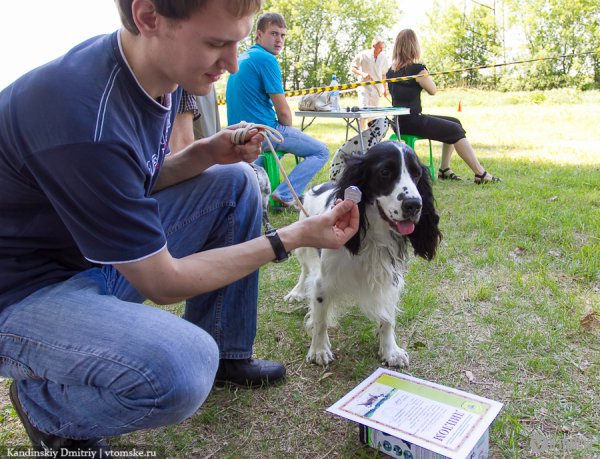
left=387, top=29, right=500, bottom=184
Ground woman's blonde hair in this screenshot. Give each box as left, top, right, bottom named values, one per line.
left=391, top=29, right=421, bottom=71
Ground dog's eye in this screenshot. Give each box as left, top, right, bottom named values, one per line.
left=411, top=168, right=422, bottom=180
left=380, top=168, right=391, bottom=178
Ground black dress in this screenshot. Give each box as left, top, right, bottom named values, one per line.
left=387, top=64, right=466, bottom=144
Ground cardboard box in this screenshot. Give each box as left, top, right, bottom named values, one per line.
left=359, top=424, right=489, bottom=459
left=328, top=368, right=502, bottom=459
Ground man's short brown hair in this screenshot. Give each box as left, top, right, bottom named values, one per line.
left=255, top=12, right=287, bottom=34
left=116, top=0, right=263, bottom=35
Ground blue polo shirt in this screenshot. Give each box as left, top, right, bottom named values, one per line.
left=226, top=44, right=283, bottom=128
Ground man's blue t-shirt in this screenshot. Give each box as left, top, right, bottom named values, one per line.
left=226, top=44, right=283, bottom=128
left=0, top=31, right=180, bottom=309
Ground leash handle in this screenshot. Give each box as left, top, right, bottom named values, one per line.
left=231, top=123, right=309, bottom=217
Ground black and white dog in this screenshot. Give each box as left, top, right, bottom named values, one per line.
left=285, top=141, right=442, bottom=367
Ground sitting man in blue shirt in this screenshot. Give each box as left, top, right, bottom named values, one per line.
left=226, top=12, right=330, bottom=208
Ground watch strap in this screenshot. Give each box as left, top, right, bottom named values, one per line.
left=265, top=229, right=289, bottom=263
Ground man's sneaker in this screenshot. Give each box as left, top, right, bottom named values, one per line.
left=214, top=358, right=286, bottom=388
left=9, top=381, right=110, bottom=458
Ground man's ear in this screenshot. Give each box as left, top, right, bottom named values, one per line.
left=131, top=0, right=160, bottom=36
left=255, top=29, right=264, bottom=44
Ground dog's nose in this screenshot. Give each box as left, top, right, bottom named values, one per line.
left=402, top=198, right=422, bottom=217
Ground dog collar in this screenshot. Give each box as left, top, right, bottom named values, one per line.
left=265, top=228, right=290, bottom=263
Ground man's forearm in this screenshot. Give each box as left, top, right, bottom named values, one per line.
left=153, top=139, right=215, bottom=191
left=351, top=66, right=366, bottom=79
left=116, top=217, right=311, bottom=305
left=170, top=112, right=195, bottom=155
left=270, top=93, right=293, bottom=126
left=115, top=200, right=358, bottom=305
left=277, top=111, right=293, bottom=126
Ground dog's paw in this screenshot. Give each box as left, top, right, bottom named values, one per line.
left=382, top=347, right=410, bottom=368
left=284, top=289, right=306, bottom=303
left=306, top=346, right=335, bottom=366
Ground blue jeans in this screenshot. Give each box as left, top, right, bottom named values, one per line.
left=255, top=124, right=329, bottom=202
left=0, top=163, right=261, bottom=438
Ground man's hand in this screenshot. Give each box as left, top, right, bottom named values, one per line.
left=155, top=122, right=264, bottom=191
left=205, top=122, right=265, bottom=164
left=324, top=199, right=359, bottom=247
left=283, top=200, right=359, bottom=250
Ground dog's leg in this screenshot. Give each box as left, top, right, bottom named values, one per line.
left=284, top=247, right=319, bottom=303
left=378, top=320, right=409, bottom=368
left=305, top=279, right=335, bottom=365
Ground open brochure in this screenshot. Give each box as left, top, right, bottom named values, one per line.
left=327, top=368, right=503, bottom=459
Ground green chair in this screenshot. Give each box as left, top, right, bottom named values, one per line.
left=260, top=151, right=301, bottom=207
left=389, top=133, right=435, bottom=181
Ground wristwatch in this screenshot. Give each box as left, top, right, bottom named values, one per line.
left=265, top=228, right=290, bottom=263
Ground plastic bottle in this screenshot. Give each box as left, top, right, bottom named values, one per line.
left=329, top=75, right=341, bottom=111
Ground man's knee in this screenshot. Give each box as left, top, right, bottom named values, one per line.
left=300, top=133, right=330, bottom=165
left=163, top=340, right=219, bottom=422
left=236, top=162, right=261, bottom=201
left=213, top=162, right=259, bottom=193
left=131, top=325, right=220, bottom=425
left=204, top=163, right=260, bottom=213
left=316, top=141, right=330, bottom=165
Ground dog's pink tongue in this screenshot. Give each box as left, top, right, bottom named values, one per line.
left=396, top=221, right=415, bottom=235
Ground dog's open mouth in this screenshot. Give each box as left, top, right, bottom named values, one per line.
left=377, top=201, right=416, bottom=235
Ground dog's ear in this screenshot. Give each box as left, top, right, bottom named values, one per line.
left=334, top=155, right=370, bottom=255
left=344, top=199, right=368, bottom=255
left=409, top=166, right=442, bottom=260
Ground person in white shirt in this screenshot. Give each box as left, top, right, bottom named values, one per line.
left=350, top=37, right=389, bottom=129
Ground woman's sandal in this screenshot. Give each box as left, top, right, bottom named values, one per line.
left=474, top=171, right=502, bottom=185
left=438, top=167, right=462, bottom=180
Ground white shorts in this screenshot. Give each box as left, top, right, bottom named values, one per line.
left=357, top=85, right=382, bottom=107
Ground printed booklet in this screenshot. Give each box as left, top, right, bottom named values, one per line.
left=327, top=368, right=503, bottom=459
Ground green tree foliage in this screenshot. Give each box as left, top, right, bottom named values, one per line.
left=257, top=0, right=396, bottom=90
left=417, top=0, right=598, bottom=90
left=503, top=0, right=600, bottom=90
left=421, top=1, right=501, bottom=88
left=230, top=0, right=599, bottom=93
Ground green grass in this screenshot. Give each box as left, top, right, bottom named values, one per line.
left=1, top=89, right=599, bottom=458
